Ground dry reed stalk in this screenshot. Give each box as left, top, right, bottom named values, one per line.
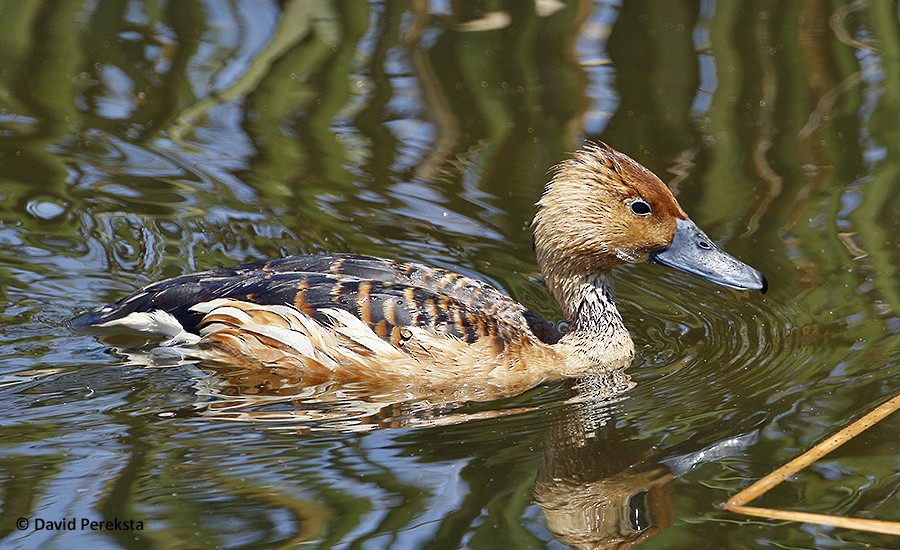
left=724, top=393, right=900, bottom=536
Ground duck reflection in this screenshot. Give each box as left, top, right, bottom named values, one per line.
left=535, top=381, right=674, bottom=548
left=536, top=380, right=760, bottom=548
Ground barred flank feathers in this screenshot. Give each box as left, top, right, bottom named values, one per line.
left=179, top=298, right=557, bottom=398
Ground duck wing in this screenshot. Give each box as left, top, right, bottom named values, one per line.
left=72, top=254, right=559, bottom=345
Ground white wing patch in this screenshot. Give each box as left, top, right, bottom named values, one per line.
left=95, top=310, right=200, bottom=345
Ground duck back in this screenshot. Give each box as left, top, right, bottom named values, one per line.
left=72, top=254, right=559, bottom=347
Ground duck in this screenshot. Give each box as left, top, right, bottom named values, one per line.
left=73, top=143, right=766, bottom=400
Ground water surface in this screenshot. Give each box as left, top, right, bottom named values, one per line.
left=0, top=1, right=897, bottom=548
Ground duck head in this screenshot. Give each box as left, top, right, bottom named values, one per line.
left=533, top=142, right=766, bottom=321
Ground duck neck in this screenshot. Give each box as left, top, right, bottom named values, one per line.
left=553, top=273, right=635, bottom=372
left=567, top=274, right=623, bottom=334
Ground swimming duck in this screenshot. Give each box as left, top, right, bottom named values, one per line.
left=73, top=143, right=766, bottom=399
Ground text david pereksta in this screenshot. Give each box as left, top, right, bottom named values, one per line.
left=17, top=517, right=144, bottom=531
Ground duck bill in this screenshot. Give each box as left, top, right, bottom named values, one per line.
left=649, top=218, right=767, bottom=293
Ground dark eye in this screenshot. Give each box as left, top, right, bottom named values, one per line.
left=629, top=199, right=652, bottom=216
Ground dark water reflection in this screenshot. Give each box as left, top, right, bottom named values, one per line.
left=0, top=1, right=897, bottom=548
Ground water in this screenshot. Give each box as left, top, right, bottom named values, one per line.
left=0, top=1, right=897, bottom=548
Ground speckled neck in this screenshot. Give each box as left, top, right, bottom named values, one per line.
left=568, top=275, right=623, bottom=334
left=556, top=274, right=634, bottom=372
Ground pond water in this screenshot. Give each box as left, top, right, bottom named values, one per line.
left=0, top=1, right=897, bottom=548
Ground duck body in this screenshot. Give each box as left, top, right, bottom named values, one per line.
left=75, top=253, right=577, bottom=398
left=74, top=144, right=766, bottom=399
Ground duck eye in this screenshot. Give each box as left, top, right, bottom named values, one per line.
left=629, top=199, right=652, bottom=216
